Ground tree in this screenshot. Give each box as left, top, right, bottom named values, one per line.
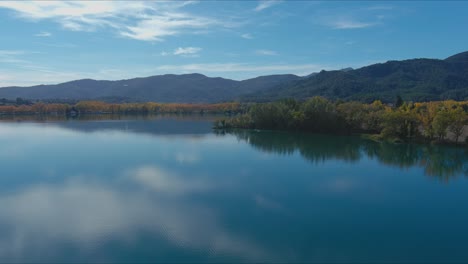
left=415, top=101, right=439, bottom=140
left=432, top=108, right=452, bottom=140
left=301, top=97, right=342, bottom=133
left=447, top=106, right=467, bottom=143
left=381, top=109, right=418, bottom=140
left=336, top=101, right=366, bottom=131
left=395, top=95, right=404, bottom=108
left=16, top=97, right=25, bottom=105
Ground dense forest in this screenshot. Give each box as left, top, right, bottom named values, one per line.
left=243, top=51, right=468, bottom=103
left=214, top=97, right=468, bottom=145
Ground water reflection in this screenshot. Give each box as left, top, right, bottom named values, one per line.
left=2, top=114, right=465, bottom=180
left=0, top=165, right=273, bottom=263
left=228, top=130, right=361, bottom=163
left=227, top=130, right=468, bottom=181
left=0, top=114, right=220, bottom=122
left=0, top=114, right=218, bottom=136
left=0, top=119, right=467, bottom=262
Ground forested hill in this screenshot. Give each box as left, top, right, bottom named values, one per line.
left=243, top=51, right=468, bottom=103
left=1, top=51, right=467, bottom=103
left=0, top=73, right=301, bottom=103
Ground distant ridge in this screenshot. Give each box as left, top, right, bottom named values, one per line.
left=243, top=51, right=468, bottom=103
left=0, top=73, right=301, bottom=103
left=445, top=51, right=468, bottom=62
left=1, top=51, right=467, bottom=103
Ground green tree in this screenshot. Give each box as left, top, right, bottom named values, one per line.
left=381, top=109, right=418, bottom=140
left=447, top=106, right=467, bottom=143
left=395, top=95, right=403, bottom=108
left=432, top=108, right=452, bottom=140
left=301, top=97, right=343, bottom=133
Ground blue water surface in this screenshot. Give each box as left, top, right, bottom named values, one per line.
left=0, top=115, right=467, bottom=263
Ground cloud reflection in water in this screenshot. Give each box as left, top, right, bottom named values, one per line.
left=0, top=166, right=273, bottom=262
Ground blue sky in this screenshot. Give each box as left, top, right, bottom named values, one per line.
left=0, top=1, right=467, bottom=87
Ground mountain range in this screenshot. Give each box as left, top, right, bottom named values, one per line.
left=0, top=73, right=301, bottom=103
left=243, top=51, right=468, bottom=103
left=1, top=51, right=467, bottom=103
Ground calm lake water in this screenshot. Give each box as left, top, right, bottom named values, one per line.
left=0, top=115, right=467, bottom=263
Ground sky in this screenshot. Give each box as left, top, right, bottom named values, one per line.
left=0, top=1, right=468, bottom=87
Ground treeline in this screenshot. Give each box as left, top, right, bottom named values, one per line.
left=214, top=97, right=468, bottom=144
left=73, top=101, right=240, bottom=114
left=0, top=97, right=34, bottom=106
left=0, top=101, right=241, bottom=115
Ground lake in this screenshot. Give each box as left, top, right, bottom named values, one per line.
left=0, top=115, right=467, bottom=263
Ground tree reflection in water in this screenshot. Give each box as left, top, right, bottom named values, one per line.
left=224, top=130, right=468, bottom=181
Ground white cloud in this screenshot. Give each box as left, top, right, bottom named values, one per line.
left=158, top=47, right=203, bottom=58
left=254, top=1, right=281, bottom=12
left=119, top=13, right=217, bottom=41
left=314, top=6, right=392, bottom=30
left=173, top=47, right=202, bottom=56
left=241, top=33, right=253, bottom=39
left=0, top=1, right=224, bottom=42
left=367, top=5, right=394, bottom=11
left=34, top=31, right=52, bottom=37
left=255, top=49, right=278, bottom=56
left=0, top=1, right=127, bottom=21
left=331, top=19, right=375, bottom=29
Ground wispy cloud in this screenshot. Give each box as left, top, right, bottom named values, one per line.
left=315, top=5, right=393, bottom=30
left=34, top=31, right=51, bottom=37
left=0, top=49, right=90, bottom=86
left=315, top=14, right=377, bottom=30
left=254, top=1, right=281, bottom=12
left=0, top=50, right=36, bottom=68
left=367, top=5, right=394, bottom=11
left=241, top=33, right=253, bottom=39
left=120, top=13, right=217, bottom=41
left=0, top=1, right=226, bottom=42
left=0, top=69, right=87, bottom=87
left=173, top=47, right=202, bottom=56
left=0, top=62, right=334, bottom=87
left=0, top=50, right=25, bottom=56
left=255, top=49, right=278, bottom=56
left=159, top=47, right=202, bottom=57
left=331, top=19, right=375, bottom=29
